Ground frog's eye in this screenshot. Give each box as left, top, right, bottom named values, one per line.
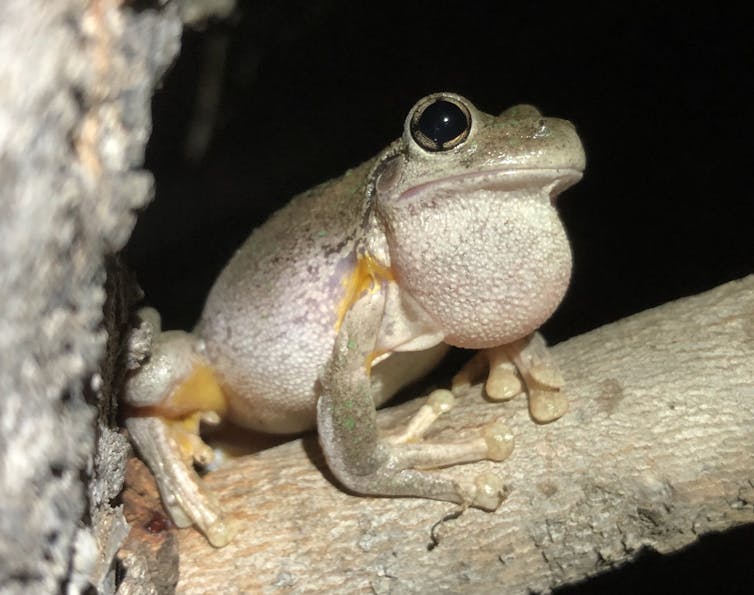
left=409, top=95, right=472, bottom=152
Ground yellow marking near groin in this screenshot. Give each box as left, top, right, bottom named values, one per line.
left=335, top=253, right=394, bottom=332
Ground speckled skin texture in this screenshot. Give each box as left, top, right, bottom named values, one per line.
left=196, top=162, right=370, bottom=433
left=125, top=93, right=585, bottom=546
left=197, top=98, right=582, bottom=431
left=382, top=187, right=571, bottom=347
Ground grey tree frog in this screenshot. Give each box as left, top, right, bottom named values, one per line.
left=124, top=92, right=586, bottom=547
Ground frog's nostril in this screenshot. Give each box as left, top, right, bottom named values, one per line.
left=410, top=95, right=471, bottom=152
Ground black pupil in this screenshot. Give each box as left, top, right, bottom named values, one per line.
left=417, top=100, right=467, bottom=146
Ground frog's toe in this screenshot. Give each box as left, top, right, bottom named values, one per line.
left=463, top=471, right=508, bottom=510
left=528, top=388, right=569, bottom=423
left=333, top=442, right=510, bottom=513
left=485, top=361, right=524, bottom=401
left=528, top=361, right=565, bottom=390
left=387, top=416, right=514, bottom=470
left=481, top=420, right=515, bottom=461
left=354, top=419, right=512, bottom=510
left=453, top=346, right=525, bottom=401
left=504, top=332, right=568, bottom=423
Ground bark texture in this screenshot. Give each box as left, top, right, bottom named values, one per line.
left=177, top=276, right=754, bottom=594
left=0, top=2, right=181, bottom=593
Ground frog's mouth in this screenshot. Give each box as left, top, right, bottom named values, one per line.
left=398, top=167, right=583, bottom=205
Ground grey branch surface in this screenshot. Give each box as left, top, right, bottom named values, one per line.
left=177, top=276, right=754, bottom=594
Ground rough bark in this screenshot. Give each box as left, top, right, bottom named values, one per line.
left=0, top=2, right=181, bottom=593
left=176, top=276, right=754, bottom=594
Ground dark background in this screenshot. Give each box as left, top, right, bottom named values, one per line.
left=126, top=2, right=753, bottom=592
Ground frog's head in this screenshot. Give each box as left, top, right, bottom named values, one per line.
left=369, top=92, right=586, bottom=348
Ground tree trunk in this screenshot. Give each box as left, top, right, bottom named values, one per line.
left=0, top=2, right=181, bottom=593
left=176, top=276, right=754, bottom=594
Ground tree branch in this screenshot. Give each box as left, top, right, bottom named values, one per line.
left=176, top=276, right=754, bottom=593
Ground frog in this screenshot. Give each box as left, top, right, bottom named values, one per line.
left=124, top=92, right=586, bottom=547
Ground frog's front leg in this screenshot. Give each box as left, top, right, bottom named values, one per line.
left=318, top=294, right=512, bottom=511
left=453, top=333, right=568, bottom=423
left=123, top=309, right=234, bottom=547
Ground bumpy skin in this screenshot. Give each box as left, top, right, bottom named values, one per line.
left=197, top=163, right=368, bottom=433
left=195, top=159, right=448, bottom=434
left=124, top=93, right=586, bottom=547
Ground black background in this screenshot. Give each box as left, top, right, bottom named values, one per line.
left=126, top=3, right=753, bottom=592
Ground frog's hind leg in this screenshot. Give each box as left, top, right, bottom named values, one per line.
left=317, top=296, right=513, bottom=511
left=123, top=309, right=234, bottom=547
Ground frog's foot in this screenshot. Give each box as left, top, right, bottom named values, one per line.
left=124, top=312, right=233, bottom=547
left=380, top=395, right=515, bottom=509
left=377, top=389, right=514, bottom=510
left=372, top=389, right=513, bottom=510
left=322, top=402, right=513, bottom=511
left=126, top=414, right=234, bottom=547
left=453, top=332, right=567, bottom=423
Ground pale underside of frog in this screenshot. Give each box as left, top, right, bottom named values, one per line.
left=124, top=92, right=586, bottom=547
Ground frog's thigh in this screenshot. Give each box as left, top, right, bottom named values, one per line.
left=124, top=316, right=233, bottom=547
left=453, top=332, right=567, bottom=423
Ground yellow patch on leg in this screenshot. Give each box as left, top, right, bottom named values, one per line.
left=132, top=364, right=228, bottom=468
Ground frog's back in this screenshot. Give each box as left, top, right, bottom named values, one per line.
left=196, top=160, right=372, bottom=433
